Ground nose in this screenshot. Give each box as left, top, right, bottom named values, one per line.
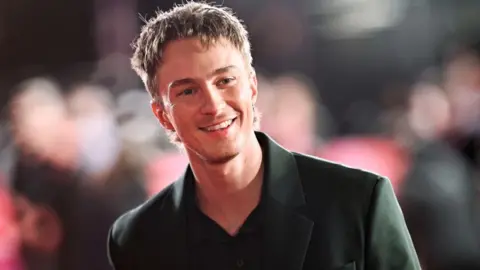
left=200, top=86, right=225, bottom=115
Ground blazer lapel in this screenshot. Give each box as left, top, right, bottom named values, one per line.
left=155, top=132, right=313, bottom=270
left=257, top=132, right=314, bottom=270
left=263, top=201, right=314, bottom=270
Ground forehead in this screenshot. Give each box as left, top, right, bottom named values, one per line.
left=156, top=38, right=246, bottom=86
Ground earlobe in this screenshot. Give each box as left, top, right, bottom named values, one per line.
left=150, top=100, right=161, bottom=119
left=151, top=101, right=175, bottom=131
left=161, top=111, right=175, bottom=131
left=250, top=72, right=258, bottom=104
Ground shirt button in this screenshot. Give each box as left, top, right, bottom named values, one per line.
left=236, top=258, right=244, bottom=268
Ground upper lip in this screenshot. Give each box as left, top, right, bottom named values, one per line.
left=200, top=117, right=237, bottom=129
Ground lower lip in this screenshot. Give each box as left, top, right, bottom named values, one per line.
left=202, top=118, right=236, bottom=137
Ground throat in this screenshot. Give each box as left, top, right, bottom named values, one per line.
left=195, top=175, right=264, bottom=236
left=193, top=135, right=265, bottom=236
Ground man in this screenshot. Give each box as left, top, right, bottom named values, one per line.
left=107, top=2, right=420, bottom=269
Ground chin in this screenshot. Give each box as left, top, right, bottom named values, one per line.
left=203, top=152, right=239, bottom=164
left=185, top=123, right=252, bottom=162
left=197, top=143, right=241, bottom=164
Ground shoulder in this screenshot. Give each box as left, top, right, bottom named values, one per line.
left=293, top=152, right=383, bottom=189
left=108, top=183, right=175, bottom=248
left=292, top=152, right=389, bottom=214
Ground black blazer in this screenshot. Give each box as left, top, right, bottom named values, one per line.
left=107, top=132, right=420, bottom=270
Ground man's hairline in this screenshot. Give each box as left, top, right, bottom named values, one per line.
left=144, top=36, right=250, bottom=88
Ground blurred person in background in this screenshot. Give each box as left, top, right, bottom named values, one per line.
left=0, top=181, right=23, bottom=270
left=0, top=123, right=16, bottom=183
left=67, top=84, right=147, bottom=212
left=398, top=73, right=480, bottom=270
left=253, top=73, right=277, bottom=135
left=115, top=89, right=168, bottom=161
left=67, top=84, right=120, bottom=180
left=8, top=78, right=115, bottom=270
left=443, top=41, right=480, bottom=172
left=269, top=73, right=324, bottom=155
left=115, top=89, right=178, bottom=197
left=107, top=2, right=420, bottom=270
left=0, top=127, right=20, bottom=270
left=9, top=78, right=78, bottom=169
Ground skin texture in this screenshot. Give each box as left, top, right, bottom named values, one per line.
left=150, top=37, right=263, bottom=235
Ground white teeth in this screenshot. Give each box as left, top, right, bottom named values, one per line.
left=205, top=119, right=233, bottom=131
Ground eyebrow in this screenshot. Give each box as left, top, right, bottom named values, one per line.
left=167, top=65, right=238, bottom=89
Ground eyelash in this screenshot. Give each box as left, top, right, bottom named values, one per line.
left=177, top=88, right=196, bottom=97
left=217, top=77, right=236, bottom=86
left=176, top=77, right=236, bottom=97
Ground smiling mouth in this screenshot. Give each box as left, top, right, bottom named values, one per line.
left=201, top=117, right=237, bottom=132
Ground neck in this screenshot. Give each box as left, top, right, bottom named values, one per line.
left=189, top=131, right=264, bottom=215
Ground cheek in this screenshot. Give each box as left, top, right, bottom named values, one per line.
left=240, top=79, right=255, bottom=100
left=170, top=109, right=196, bottom=131
left=232, top=83, right=255, bottom=110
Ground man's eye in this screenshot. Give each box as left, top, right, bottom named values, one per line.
left=217, top=77, right=236, bottom=86
left=178, top=88, right=196, bottom=96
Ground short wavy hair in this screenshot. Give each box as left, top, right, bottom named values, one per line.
left=131, top=2, right=253, bottom=101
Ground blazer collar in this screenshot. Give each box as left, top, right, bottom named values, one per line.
left=169, top=131, right=313, bottom=270
left=172, top=132, right=307, bottom=208
left=255, top=131, right=314, bottom=270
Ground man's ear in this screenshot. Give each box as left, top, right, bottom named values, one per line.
left=250, top=69, right=258, bottom=105
left=151, top=101, right=175, bottom=131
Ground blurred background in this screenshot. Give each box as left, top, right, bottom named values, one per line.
left=0, top=0, right=480, bottom=269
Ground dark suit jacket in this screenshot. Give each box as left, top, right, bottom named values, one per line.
left=107, top=132, right=420, bottom=270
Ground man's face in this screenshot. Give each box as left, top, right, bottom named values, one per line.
left=152, top=38, right=258, bottom=163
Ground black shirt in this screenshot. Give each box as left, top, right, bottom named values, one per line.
left=186, top=182, right=265, bottom=270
